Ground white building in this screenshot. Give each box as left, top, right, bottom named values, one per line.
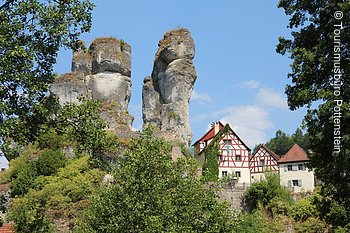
left=0, top=153, right=9, bottom=171
left=278, top=144, right=315, bottom=193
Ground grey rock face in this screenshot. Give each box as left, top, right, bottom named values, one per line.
left=72, top=43, right=92, bottom=75
left=50, top=37, right=133, bottom=136
left=90, top=38, right=131, bottom=77
left=88, top=73, right=131, bottom=110
left=50, top=72, right=89, bottom=105
left=143, top=28, right=197, bottom=147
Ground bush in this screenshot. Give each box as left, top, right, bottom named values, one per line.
left=7, top=156, right=104, bottom=232
left=234, top=208, right=284, bottom=233
left=37, top=149, right=66, bottom=176
left=291, top=197, right=316, bottom=222
left=267, top=196, right=291, bottom=217
left=11, top=161, right=38, bottom=197
left=294, top=217, right=326, bottom=233
left=244, top=172, right=293, bottom=211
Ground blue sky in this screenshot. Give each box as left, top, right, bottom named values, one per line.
left=54, top=0, right=307, bottom=148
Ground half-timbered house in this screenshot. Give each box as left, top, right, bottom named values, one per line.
left=249, top=145, right=280, bottom=182
left=193, top=121, right=251, bottom=184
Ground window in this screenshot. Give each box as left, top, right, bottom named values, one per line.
left=235, top=171, right=241, bottom=177
left=222, top=171, right=228, bottom=177
left=235, top=155, right=241, bottom=161
left=258, top=159, right=265, bottom=167
left=287, top=165, right=293, bottom=171
left=223, top=139, right=231, bottom=145
left=292, top=180, right=299, bottom=186
left=217, top=155, right=223, bottom=161
left=298, top=164, right=304, bottom=170
left=289, top=180, right=302, bottom=187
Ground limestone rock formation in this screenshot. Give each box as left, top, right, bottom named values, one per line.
left=142, top=28, right=197, bottom=148
left=51, top=38, right=133, bottom=137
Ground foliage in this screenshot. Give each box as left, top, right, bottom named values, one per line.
left=234, top=208, right=284, bottom=233
left=220, top=173, right=238, bottom=189
left=264, top=128, right=309, bottom=155
left=265, top=130, right=294, bottom=155
left=37, top=149, right=66, bottom=176
left=244, top=172, right=293, bottom=211
left=0, top=0, right=94, bottom=148
left=291, top=197, right=317, bottom=222
left=202, top=142, right=219, bottom=182
left=292, top=128, right=309, bottom=151
left=277, top=0, right=350, bottom=228
left=202, top=124, right=232, bottom=181
left=294, top=217, right=326, bottom=233
left=76, top=128, right=235, bottom=232
left=7, top=156, right=104, bottom=233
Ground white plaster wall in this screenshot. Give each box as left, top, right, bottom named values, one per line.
left=279, top=163, right=315, bottom=192
left=219, top=167, right=251, bottom=184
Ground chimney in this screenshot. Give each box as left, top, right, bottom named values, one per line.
left=214, top=121, right=220, bottom=135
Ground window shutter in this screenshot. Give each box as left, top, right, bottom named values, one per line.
left=288, top=180, right=292, bottom=187
left=298, top=179, right=302, bottom=187
left=284, top=166, right=287, bottom=172
left=292, top=165, right=298, bottom=171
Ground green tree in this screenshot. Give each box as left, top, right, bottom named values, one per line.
left=265, top=130, right=294, bottom=155
left=277, top=0, right=350, bottom=229
left=292, top=128, right=309, bottom=151
left=76, top=129, right=235, bottom=233
left=0, top=0, right=94, bottom=150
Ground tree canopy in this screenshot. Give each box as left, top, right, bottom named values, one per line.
left=76, top=129, right=235, bottom=233
left=259, top=128, right=309, bottom=155
left=0, top=0, right=94, bottom=150
left=277, top=0, right=350, bottom=229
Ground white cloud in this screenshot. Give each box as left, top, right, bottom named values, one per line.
left=256, top=88, right=288, bottom=109
left=191, top=90, right=212, bottom=104
left=239, top=80, right=261, bottom=89
left=217, top=105, right=273, bottom=147
left=192, top=113, right=212, bottom=122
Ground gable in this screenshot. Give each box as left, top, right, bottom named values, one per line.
left=251, top=145, right=280, bottom=161
left=192, top=121, right=224, bottom=146
left=199, top=123, right=251, bottom=156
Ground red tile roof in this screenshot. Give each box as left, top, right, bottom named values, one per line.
left=278, top=144, right=309, bottom=164
left=192, top=121, right=224, bottom=146
left=0, top=223, right=15, bottom=233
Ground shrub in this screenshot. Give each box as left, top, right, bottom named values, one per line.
left=7, top=156, right=104, bottom=232
left=291, top=197, right=316, bottom=222
left=37, top=149, right=66, bottom=176
left=10, top=161, right=38, bottom=197
left=244, top=172, right=293, bottom=212
left=293, top=217, right=326, bottom=233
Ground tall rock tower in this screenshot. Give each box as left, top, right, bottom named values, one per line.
left=142, top=28, right=197, bottom=147
left=50, top=38, right=133, bottom=137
